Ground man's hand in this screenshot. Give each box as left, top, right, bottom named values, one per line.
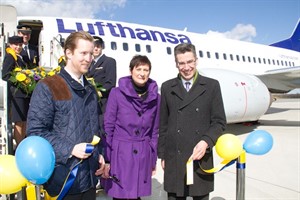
left=190, top=140, right=208, bottom=160
left=161, top=159, right=165, bottom=170
left=71, top=143, right=93, bottom=159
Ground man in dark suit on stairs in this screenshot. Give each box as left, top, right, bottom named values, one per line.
left=17, top=24, right=39, bottom=67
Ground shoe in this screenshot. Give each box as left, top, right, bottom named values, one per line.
left=96, top=179, right=103, bottom=191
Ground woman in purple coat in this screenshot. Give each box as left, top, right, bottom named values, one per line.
left=103, top=55, right=160, bottom=200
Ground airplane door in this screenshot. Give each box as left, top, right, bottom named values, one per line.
left=0, top=6, right=17, bottom=200
left=0, top=5, right=17, bottom=66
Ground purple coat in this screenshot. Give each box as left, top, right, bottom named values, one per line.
left=103, top=76, right=160, bottom=198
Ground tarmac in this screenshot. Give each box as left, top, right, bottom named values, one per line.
left=96, top=97, right=300, bottom=200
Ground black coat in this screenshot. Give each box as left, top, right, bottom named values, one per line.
left=158, top=73, right=226, bottom=196
left=21, top=44, right=39, bottom=67
left=2, top=53, right=29, bottom=98
left=86, top=54, right=116, bottom=100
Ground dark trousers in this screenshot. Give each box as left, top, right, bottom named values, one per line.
left=167, top=193, right=209, bottom=200
left=63, top=188, right=96, bottom=200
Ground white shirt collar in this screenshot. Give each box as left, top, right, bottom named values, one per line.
left=64, top=67, right=84, bottom=86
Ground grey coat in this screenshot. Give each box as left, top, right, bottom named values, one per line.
left=158, top=73, right=226, bottom=197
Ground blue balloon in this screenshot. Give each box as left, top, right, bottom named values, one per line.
left=15, top=136, right=55, bottom=185
left=243, top=130, right=273, bottom=155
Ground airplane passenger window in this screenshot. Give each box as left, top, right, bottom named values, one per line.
left=166, top=47, right=172, bottom=55
left=223, top=53, right=227, bottom=60
left=199, top=50, right=203, bottom=58
left=135, top=44, right=141, bottom=52
left=123, top=43, right=129, bottom=51
left=215, top=52, right=219, bottom=59
left=206, top=51, right=211, bottom=58
left=253, top=57, right=256, bottom=63
left=111, top=42, right=117, bottom=50
left=236, top=55, right=240, bottom=61
left=263, top=58, right=266, bottom=64
left=248, top=56, right=251, bottom=62
left=230, top=54, right=233, bottom=61
left=281, top=60, right=284, bottom=66
left=258, top=58, right=261, bottom=64
left=242, top=56, right=246, bottom=62
left=277, top=60, right=280, bottom=65
left=272, top=60, right=275, bottom=65
left=146, top=45, right=151, bottom=53
left=285, top=61, right=288, bottom=66
left=268, top=59, right=271, bottom=65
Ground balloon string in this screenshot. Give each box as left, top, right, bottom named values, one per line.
left=199, top=159, right=235, bottom=173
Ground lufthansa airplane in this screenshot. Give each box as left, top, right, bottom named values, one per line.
left=0, top=5, right=299, bottom=126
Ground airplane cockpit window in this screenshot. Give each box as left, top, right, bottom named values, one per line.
left=146, top=45, right=151, bottom=53
left=111, top=42, right=117, bottom=50
left=135, top=44, right=141, bottom=52
left=166, top=47, right=172, bottom=55
left=123, top=43, right=129, bottom=51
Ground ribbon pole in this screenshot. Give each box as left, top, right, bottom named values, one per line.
left=236, top=150, right=246, bottom=200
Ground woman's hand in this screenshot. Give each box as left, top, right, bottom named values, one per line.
left=95, top=155, right=105, bottom=176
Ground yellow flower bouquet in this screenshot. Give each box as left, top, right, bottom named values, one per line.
left=6, top=47, right=61, bottom=95
left=86, top=77, right=106, bottom=100
left=9, top=66, right=61, bottom=95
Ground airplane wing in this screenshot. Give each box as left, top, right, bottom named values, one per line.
left=257, top=66, right=300, bottom=92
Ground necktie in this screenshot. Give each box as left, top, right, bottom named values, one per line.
left=78, top=78, right=83, bottom=86
left=24, top=45, right=30, bottom=59
left=185, top=82, right=191, bottom=91
left=88, top=60, right=95, bottom=74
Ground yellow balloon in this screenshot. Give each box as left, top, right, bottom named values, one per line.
left=215, top=134, right=243, bottom=160
left=0, top=155, right=28, bottom=194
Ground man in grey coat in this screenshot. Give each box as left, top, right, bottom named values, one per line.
left=158, top=43, right=226, bottom=200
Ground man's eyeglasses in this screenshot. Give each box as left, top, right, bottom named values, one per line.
left=177, top=59, right=196, bottom=68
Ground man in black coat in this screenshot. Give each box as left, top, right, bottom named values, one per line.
left=86, top=36, right=116, bottom=113
left=17, top=24, right=39, bottom=67
left=158, top=43, right=227, bottom=200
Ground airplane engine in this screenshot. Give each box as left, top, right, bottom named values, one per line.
left=199, top=68, right=272, bottom=124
